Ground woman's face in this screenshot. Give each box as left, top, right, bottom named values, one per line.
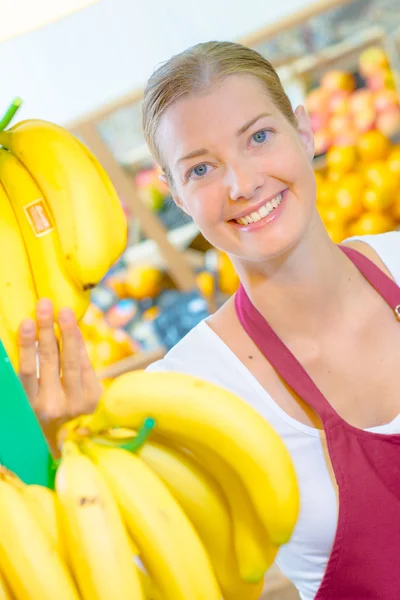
left=157, top=74, right=317, bottom=262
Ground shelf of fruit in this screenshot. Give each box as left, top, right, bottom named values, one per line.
left=305, top=45, right=400, bottom=243
left=81, top=248, right=240, bottom=382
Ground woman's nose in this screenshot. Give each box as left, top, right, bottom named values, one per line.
left=226, top=161, right=264, bottom=201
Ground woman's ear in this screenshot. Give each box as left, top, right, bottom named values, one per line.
left=294, top=105, right=315, bottom=161
left=158, top=172, right=190, bottom=215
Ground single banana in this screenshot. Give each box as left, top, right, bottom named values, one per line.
left=83, top=442, right=221, bottom=600
left=55, top=440, right=144, bottom=600
left=0, top=182, right=37, bottom=369
left=0, top=149, right=89, bottom=320
left=128, top=537, right=162, bottom=600
left=74, top=138, right=127, bottom=265
left=0, top=120, right=125, bottom=288
left=89, top=370, right=300, bottom=546
left=180, top=438, right=277, bottom=582
left=24, top=484, right=66, bottom=562
left=0, top=467, right=80, bottom=600
left=0, top=569, right=13, bottom=600
left=139, top=438, right=264, bottom=597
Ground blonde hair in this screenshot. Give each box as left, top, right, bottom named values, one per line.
left=142, top=41, right=296, bottom=173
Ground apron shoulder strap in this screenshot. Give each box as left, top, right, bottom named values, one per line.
left=339, top=245, right=400, bottom=319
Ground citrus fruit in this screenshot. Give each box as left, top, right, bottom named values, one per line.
left=362, top=186, right=394, bottom=213
left=365, top=161, right=398, bottom=197
left=357, top=130, right=391, bottom=163
left=125, top=264, right=163, bottom=300
left=318, top=204, right=347, bottom=227
left=335, top=173, right=365, bottom=221
left=316, top=176, right=335, bottom=206
left=326, top=146, right=358, bottom=174
left=387, top=146, right=400, bottom=181
left=196, top=271, right=215, bottom=299
left=351, top=212, right=395, bottom=236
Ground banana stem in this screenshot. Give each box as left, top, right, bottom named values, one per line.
left=120, top=417, right=156, bottom=453
left=0, top=97, right=22, bottom=131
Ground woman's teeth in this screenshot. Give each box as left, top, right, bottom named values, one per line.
left=235, top=192, right=284, bottom=225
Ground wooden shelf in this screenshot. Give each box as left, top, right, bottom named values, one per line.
left=124, top=222, right=200, bottom=266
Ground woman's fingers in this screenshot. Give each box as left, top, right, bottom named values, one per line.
left=36, top=299, right=61, bottom=387
left=58, top=307, right=83, bottom=416
left=18, top=318, right=39, bottom=404
left=77, top=328, right=103, bottom=412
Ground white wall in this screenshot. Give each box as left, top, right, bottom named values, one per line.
left=0, top=0, right=309, bottom=125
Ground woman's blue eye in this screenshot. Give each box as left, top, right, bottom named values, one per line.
left=190, top=164, right=209, bottom=178
left=252, top=129, right=269, bottom=144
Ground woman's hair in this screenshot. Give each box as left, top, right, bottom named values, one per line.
left=142, top=41, right=296, bottom=173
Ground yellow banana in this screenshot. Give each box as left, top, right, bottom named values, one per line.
left=0, top=570, right=13, bottom=600
left=24, top=484, right=66, bottom=562
left=0, top=120, right=126, bottom=289
left=83, top=442, right=221, bottom=600
left=89, top=370, right=300, bottom=546
left=128, top=537, right=162, bottom=600
left=0, top=149, right=89, bottom=320
left=0, top=182, right=37, bottom=369
left=0, top=467, right=80, bottom=600
left=181, top=438, right=277, bottom=582
left=139, top=438, right=265, bottom=597
left=74, top=138, right=127, bottom=266
left=55, top=440, right=144, bottom=600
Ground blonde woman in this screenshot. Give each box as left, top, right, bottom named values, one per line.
left=19, top=42, right=400, bottom=599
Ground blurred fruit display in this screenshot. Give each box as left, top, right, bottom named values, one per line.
left=317, top=134, right=400, bottom=242
left=307, top=47, right=400, bottom=155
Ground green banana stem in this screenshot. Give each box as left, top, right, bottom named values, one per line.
left=92, top=417, right=156, bottom=453
left=0, top=97, right=22, bottom=132
left=120, top=417, right=156, bottom=453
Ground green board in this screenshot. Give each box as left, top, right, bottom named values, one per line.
left=0, top=341, right=54, bottom=487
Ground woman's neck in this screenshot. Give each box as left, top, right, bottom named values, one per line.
left=233, top=226, right=358, bottom=341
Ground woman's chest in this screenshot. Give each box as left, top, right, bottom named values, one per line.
left=217, top=302, right=400, bottom=430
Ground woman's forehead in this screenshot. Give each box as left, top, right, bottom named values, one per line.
left=157, top=76, right=278, bottom=164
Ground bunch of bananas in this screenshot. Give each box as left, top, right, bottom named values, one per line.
left=0, top=371, right=299, bottom=599
left=0, top=117, right=127, bottom=369
left=0, top=371, right=299, bottom=600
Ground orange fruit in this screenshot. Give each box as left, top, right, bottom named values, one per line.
left=318, top=204, right=347, bottom=227
left=196, top=271, right=215, bottom=299
left=335, top=174, right=365, bottom=221
left=357, top=130, right=391, bottom=163
left=365, top=161, right=398, bottom=197
left=387, top=146, right=400, bottom=181
left=351, top=212, right=395, bottom=236
left=125, top=264, right=163, bottom=300
left=326, top=146, right=358, bottom=174
left=391, top=190, right=400, bottom=222
left=316, top=176, right=335, bottom=207
left=362, top=186, right=394, bottom=212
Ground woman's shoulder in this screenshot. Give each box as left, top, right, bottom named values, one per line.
left=342, top=231, right=400, bottom=284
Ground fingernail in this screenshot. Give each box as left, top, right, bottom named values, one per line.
left=37, top=298, right=52, bottom=314
left=20, top=320, right=35, bottom=335
left=58, top=308, right=74, bottom=324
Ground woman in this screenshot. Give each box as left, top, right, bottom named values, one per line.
left=19, top=41, right=400, bottom=599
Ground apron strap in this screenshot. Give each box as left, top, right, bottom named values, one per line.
left=235, top=245, right=400, bottom=423
left=339, top=245, right=400, bottom=319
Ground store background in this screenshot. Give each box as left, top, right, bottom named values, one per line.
left=0, top=0, right=316, bottom=125
left=0, top=1, right=399, bottom=597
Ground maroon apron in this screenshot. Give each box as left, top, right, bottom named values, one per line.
left=235, top=246, right=400, bottom=599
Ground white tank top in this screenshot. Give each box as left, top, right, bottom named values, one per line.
left=146, top=232, right=400, bottom=600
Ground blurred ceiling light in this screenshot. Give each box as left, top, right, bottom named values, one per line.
left=0, top=0, right=99, bottom=43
